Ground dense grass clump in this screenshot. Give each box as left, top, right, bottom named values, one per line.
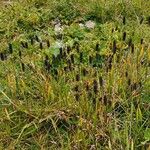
left=0, top=0, right=150, bottom=149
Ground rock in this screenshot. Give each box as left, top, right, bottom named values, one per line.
left=54, top=23, right=63, bottom=33
left=85, top=20, right=96, bottom=29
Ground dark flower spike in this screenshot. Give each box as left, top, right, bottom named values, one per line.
left=75, top=93, right=80, bottom=101
left=140, top=17, right=144, bottom=24
left=93, top=79, right=98, bottom=94
left=21, top=62, right=25, bottom=72
left=35, top=35, right=40, bottom=42
left=111, top=28, right=114, bottom=33
left=68, top=63, right=73, bottom=71
left=59, top=47, right=63, bottom=56
left=3, top=53, right=7, bottom=60
left=99, top=76, right=103, bottom=87
left=92, top=98, right=96, bottom=107
left=19, top=51, right=22, bottom=58
left=30, top=37, right=34, bottom=45
left=131, top=44, right=134, bottom=53
left=103, top=95, right=108, bottom=106
left=40, top=42, right=43, bottom=50
left=115, top=26, right=118, bottom=31
left=53, top=69, right=58, bottom=76
left=67, top=46, right=71, bottom=54
left=125, top=71, right=128, bottom=77
left=76, top=44, right=80, bottom=53
left=44, top=55, right=51, bottom=71
left=21, top=41, right=25, bottom=48
left=108, top=63, right=112, bottom=70
left=76, top=74, right=80, bottom=81
left=63, top=51, right=67, bottom=58
left=123, top=32, right=127, bottom=41
left=140, top=38, right=144, bottom=45
left=0, top=53, right=5, bottom=61
left=147, top=16, right=150, bottom=25
left=123, top=16, right=126, bottom=25
left=45, top=55, right=49, bottom=61
left=82, top=68, right=88, bottom=76
left=25, top=42, right=28, bottom=49
left=9, top=43, right=13, bottom=54
left=70, top=54, right=74, bottom=64
left=112, top=40, right=117, bottom=54
left=128, top=78, right=131, bottom=86
left=96, top=43, right=100, bottom=51
left=64, top=66, right=68, bottom=72
left=74, top=85, right=79, bottom=92
left=128, top=38, right=132, bottom=47
left=89, top=56, right=93, bottom=64
left=67, top=59, right=73, bottom=71
left=80, top=52, right=83, bottom=63
left=131, top=83, right=137, bottom=91
left=139, top=81, right=142, bottom=88
left=47, top=40, right=50, bottom=48
left=86, top=83, right=90, bottom=91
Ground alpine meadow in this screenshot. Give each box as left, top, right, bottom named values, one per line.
left=0, top=0, right=150, bottom=149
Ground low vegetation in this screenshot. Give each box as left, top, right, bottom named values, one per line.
left=0, top=0, right=150, bottom=149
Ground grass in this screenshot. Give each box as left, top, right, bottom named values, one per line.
left=0, top=0, right=150, bottom=149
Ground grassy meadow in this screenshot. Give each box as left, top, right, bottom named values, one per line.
left=0, top=0, right=150, bottom=149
